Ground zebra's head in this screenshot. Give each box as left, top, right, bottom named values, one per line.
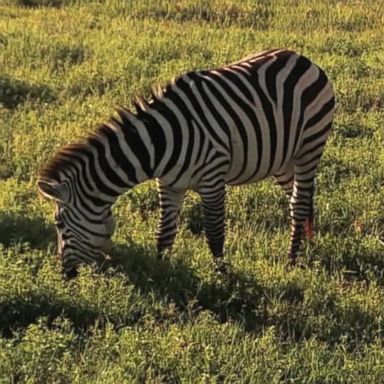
left=37, top=178, right=115, bottom=278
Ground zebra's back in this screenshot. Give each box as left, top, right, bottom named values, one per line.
left=176, top=49, right=335, bottom=187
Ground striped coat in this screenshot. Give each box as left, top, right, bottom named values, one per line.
left=38, top=49, right=335, bottom=276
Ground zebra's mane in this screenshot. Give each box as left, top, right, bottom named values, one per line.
left=38, top=81, right=174, bottom=182
left=38, top=107, right=130, bottom=182
left=39, top=142, right=97, bottom=183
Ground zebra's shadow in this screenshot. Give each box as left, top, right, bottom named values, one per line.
left=0, top=212, right=55, bottom=248
left=108, top=242, right=269, bottom=332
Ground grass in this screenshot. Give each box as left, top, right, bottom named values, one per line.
left=1, top=0, right=384, bottom=382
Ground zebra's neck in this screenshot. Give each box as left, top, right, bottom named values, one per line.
left=85, top=108, right=157, bottom=204
left=110, top=97, right=185, bottom=184
left=83, top=84, right=194, bottom=203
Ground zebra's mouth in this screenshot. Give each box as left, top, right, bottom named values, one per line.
left=62, top=251, right=112, bottom=279
left=63, top=267, right=78, bottom=280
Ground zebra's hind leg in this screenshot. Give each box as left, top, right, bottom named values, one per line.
left=199, top=181, right=227, bottom=273
left=156, top=182, right=186, bottom=259
left=274, top=164, right=314, bottom=241
left=274, top=164, right=294, bottom=199
left=287, top=162, right=318, bottom=265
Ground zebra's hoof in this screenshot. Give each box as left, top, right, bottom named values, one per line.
left=285, top=257, right=306, bottom=271
left=285, top=257, right=298, bottom=270
left=214, top=260, right=230, bottom=274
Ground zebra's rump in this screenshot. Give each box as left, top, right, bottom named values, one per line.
left=193, top=49, right=335, bottom=186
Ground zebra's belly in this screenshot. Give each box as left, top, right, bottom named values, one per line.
left=224, top=117, right=300, bottom=186
left=224, top=139, right=292, bottom=186
left=224, top=161, right=284, bottom=186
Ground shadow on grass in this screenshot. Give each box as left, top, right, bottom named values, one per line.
left=108, top=243, right=269, bottom=332
left=108, top=241, right=384, bottom=346
left=7, top=0, right=69, bottom=7
left=127, top=3, right=273, bottom=30
left=0, top=294, right=101, bottom=338
left=0, top=240, right=269, bottom=338
left=2, top=236, right=382, bottom=346
left=0, top=75, right=56, bottom=109
left=305, top=233, right=384, bottom=284
left=0, top=212, right=55, bottom=248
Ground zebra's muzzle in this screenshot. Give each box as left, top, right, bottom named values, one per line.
left=63, top=267, right=78, bottom=280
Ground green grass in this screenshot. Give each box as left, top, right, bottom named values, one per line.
left=1, top=0, right=384, bottom=382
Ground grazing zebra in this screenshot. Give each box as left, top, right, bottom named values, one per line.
left=38, top=48, right=335, bottom=277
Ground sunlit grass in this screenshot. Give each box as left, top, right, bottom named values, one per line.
left=1, top=0, right=384, bottom=382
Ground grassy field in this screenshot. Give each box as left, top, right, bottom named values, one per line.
left=1, top=0, right=384, bottom=382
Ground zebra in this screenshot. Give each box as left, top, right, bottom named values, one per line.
left=37, top=48, right=335, bottom=277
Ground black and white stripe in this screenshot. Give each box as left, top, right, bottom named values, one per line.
left=38, top=49, right=335, bottom=275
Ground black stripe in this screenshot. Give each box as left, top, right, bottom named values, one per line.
left=176, top=74, right=229, bottom=151
left=303, top=121, right=332, bottom=145
left=63, top=209, right=105, bottom=238
left=75, top=144, right=120, bottom=197
left=115, top=114, right=153, bottom=178
left=191, top=142, right=214, bottom=179
left=194, top=122, right=206, bottom=166
left=239, top=70, right=268, bottom=182
left=264, top=54, right=291, bottom=103
left=160, top=86, right=201, bottom=174
left=88, top=137, right=128, bottom=188
left=299, top=140, right=327, bottom=159
left=200, top=73, right=249, bottom=182
left=281, top=56, right=312, bottom=168
left=61, top=151, right=111, bottom=209
left=151, top=100, right=182, bottom=176
left=221, top=69, right=254, bottom=102
left=304, top=99, right=335, bottom=131
left=194, top=72, right=232, bottom=143
left=300, top=69, right=329, bottom=112
left=102, top=124, right=138, bottom=184
left=134, top=111, right=166, bottom=167
left=293, top=71, right=330, bottom=154
left=297, top=153, right=323, bottom=167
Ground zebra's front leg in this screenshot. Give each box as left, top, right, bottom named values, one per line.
left=156, top=183, right=186, bottom=259
left=199, top=182, right=227, bottom=272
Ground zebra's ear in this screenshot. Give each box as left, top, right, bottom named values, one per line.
left=37, top=180, right=69, bottom=203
